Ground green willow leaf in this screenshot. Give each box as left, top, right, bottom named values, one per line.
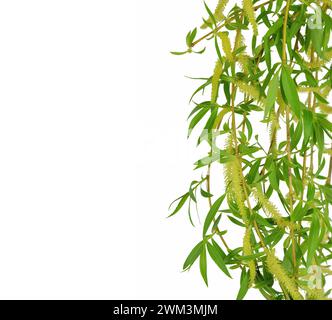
left=186, top=28, right=197, bottom=47
left=307, top=211, right=320, bottom=265
left=291, top=121, right=303, bottom=150
left=212, top=239, right=227, bottom=259
left=264, top=17, right=283, bottom=40
left=207, top=242, right=232, bottom=278
left=203, top=194, right=226, bottom=236
left=264, top=38, right=271, bottom=71
left=311, top=28, right=324, bottom=57
left=183, top=241, right=204, bottom=271
left=247, top=159, right=262, bottom=184
left=200, top=244, right=208, bottom=286
left=168, top=193, right=189, bottom=217
left=188, top=107, right=210, bottom=136
left=281, top=66, right=302, bottom=118
left=264, top=71, right=279, bottom=119
left=303, top=109, right=313, bottom=146
left=237, top=269, right=250, bottom=300
left=201, top=188, right=213, bottom=198
left=170, top=51, right=189, bottom=55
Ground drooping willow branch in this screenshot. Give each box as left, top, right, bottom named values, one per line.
left=170, top=0, right=332, bottom=300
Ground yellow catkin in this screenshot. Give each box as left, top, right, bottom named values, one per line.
left=218, top=32, right=234, bottom=62
left=237, top=54, right=250, bottom=74
left=243, top=227, right=256, bottom=286
left=319, top=103, right=332, bottom=114
left=266, top=251, right=303, bottom=300
left=234, top=30, right=245, bottom=51
left=276, top=90, right=286, bottom=115
left=298, top=87, right=321, bottom=94
left=224, top=135, right=234, bottom=192
left=211, top=60, right=223, bottom=103
left=213, top=107, right=231, bottom=129
left=321, top=86, right=331, bottom=97
left=201, top=0, right=230, bottom=29
left=233, top=31, right=250, bottom=74
left=232, top=158, right=248, bottom=221
left=242, top=0, right=258, bottom=35
left=236, top=81, right=260, bottom=101
left=252, top=188, right=294, bottom=230
left=224, top=135, right=248, bottom=222
left=304, top=58, right=325, bottom=69
left=324, top=49, right=332, bottom=61
left=306, top=289, right=329, bottom=300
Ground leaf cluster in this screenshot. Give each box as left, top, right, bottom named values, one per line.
left=170, top=0, right=332, bottom=300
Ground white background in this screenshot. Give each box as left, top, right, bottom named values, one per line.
left=0, top=0, right=136, bottom=299
left=0, top=0, right=326, bottom=300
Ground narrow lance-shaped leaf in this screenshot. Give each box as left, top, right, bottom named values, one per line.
left=307, top=210, right=320, bottom=266
left=281, top=66, right=302, bottom=118
left=302, top=109, right=313, bottom=147
left=168, top=193, right=189, bottom=217
left=207, top=242, right=232, bottom=278
left=200, top=244, right=208, bottom=286
left=203, top=194, right=226, bottom=236
left=183, top=241, right=204, bottom=271
left=237, top=269, right=249, bottom=300
left=264, top=71, right=280, bottom=119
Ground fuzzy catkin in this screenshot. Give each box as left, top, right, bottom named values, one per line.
left=319, top=103, right=332, bottom=114
left=252, top=188, right=293, bottom=230
left=243, top=228, right=256, bottom=286
left=298, top=87, right=321, bottom=94
left=276, top=90, right=286, bottom=115
left=233, top=31, right=250, bottom=74
left=237, top=54, right=250, bottom=74
left=213, top=107, right=231, bottom=129
left=231, top=159, right=248, bottom=222
left=234, top=30, right=245, bottom=52
left=266, top=252, right=303, bottom=300
left=324, top=49, right=332, bottom=61
left=306, top=289, right=329, bottom=300
left=218, top=32, right=234, bottom=62
left=320, top=85, right=331, bottom=98
left=224, top=139, right=235, bottom=198
left=211, top=60, right=223, bottom=103
left=236, top=81, right=260, bottom=101
left=224, top=135, right=248, bottom=223
left=201, top=0, right=230, bottom=29
left=304, top=58, right=325, bottom=69
left=224, top=135, right=234, bottom=189
left=242, top=0, right=258, bottom=35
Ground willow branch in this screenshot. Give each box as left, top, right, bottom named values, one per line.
left=192, top=0, right=273, bottom=48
